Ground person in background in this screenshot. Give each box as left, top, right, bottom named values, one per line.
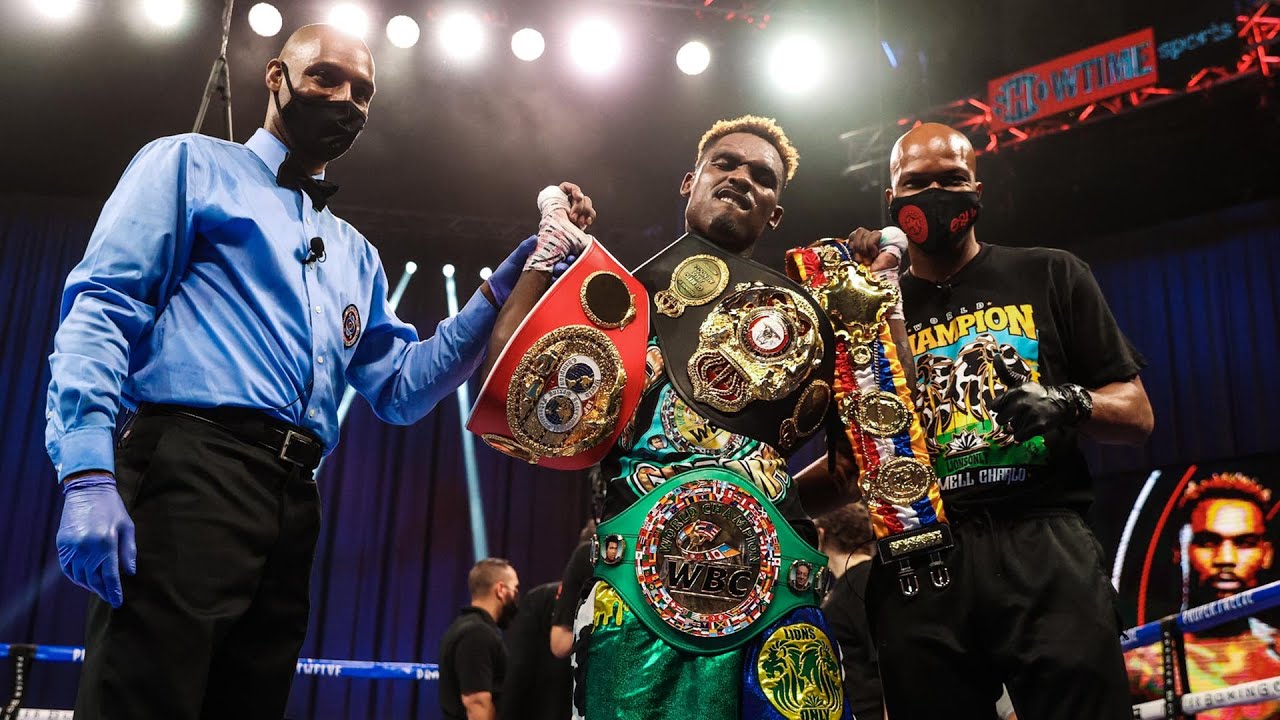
left=501, top=581, right=572, bottom=720
left=439, top=559, right=521, bottom=720
left=814, top=502, right=883, bottom=720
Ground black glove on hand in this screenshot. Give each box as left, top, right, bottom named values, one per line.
left=989, top=361, right=1092, bottom=442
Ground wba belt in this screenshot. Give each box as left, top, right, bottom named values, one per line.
left=594, top=468, right=828, bottom=654
left=633, top=234, right=836, bottom=455
left=786, top=239, right=953, bottom=597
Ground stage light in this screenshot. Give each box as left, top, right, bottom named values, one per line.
left=405, top=261, right=419, bottom=274
left=570, top=19, right=621, bottom=74
left=479, top=267, right=493, bottom=280
left=442, top=263, right=456, bottom=278
left=511, top=27, right=545, bottom=62
left=676, top=40, right=711, bottom=76
left=143, top=0, right=185, bottom=29
left=31, top=0, right=79, bottom=21
left=768, top=35, right=827, bottom=94
left=327, top=3, right=368, bottom=38
left=439, top=11, right=485, bottom=61
left=881, top=40, right=899, bottom=69
left=247, top=3, right=282, bottom=37
left=386, top=15, right=420, bottom=48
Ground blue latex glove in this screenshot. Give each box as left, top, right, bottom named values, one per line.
left=488, top=236, right=538, bottom=307
left=56, top=473, right=136, bottom=608
left=552, top=254, right=578, bottom=279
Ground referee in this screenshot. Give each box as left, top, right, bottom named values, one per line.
left=46, top=24, right=588, bottom=720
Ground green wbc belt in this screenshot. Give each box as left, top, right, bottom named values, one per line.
left=594, top=468, right=828, bottom=654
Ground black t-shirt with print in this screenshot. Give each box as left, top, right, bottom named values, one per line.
left=901, top=243, right=1146, bottom=513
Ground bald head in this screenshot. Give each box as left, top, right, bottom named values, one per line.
left=884, top=122, right=984, bottom=262
left=262, top=25, right=376, bottom=170
left=276, top=24, right=374, bottom=82
left=889, top=123, right=977, bottom=185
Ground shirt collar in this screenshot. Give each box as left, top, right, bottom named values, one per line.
left=461, top=606, right=497, bottom=626
left=245, top=128, right=326, bottom=181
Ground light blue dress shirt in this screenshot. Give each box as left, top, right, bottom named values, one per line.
left=46, top=128, right=497, bottom=481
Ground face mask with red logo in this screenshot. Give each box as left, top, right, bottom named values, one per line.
left=889, top=188, right=982, bottom=256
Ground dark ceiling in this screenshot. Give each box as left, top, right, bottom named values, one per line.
left=2, top=0, right=1275, bottom=272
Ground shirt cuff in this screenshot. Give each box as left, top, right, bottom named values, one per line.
left=453, top=288, right=499, bottom=343
left=51, top=426, right=116, bottom=482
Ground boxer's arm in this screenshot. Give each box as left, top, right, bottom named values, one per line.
left=478, top=183, right=596, bottom=381
left=1080, top=377, right=1152, bottom=445
left=480, top=269, right=550, bottom=381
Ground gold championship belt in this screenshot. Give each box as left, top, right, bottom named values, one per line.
left=633, top=234, right=836, bottom=455
left=786, top=239, right=953, bottom=597
left=468, top=240, right=650, bottom=470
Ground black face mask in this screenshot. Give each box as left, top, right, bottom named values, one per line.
left=496, top=592, right=520, bottom=629
left=889, top=188, right=981, bottom=256
left=273, top=62, right=367, bottom=162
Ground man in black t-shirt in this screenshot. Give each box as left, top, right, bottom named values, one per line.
left=550, top=541, right=594, bottom=659
left=500, top=582, right=571, bottom=720
left=439, top=558, right=521, bottom=720
left=842, top=122, right=1155, bottom=720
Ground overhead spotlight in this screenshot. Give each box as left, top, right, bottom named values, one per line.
left=570, top=19, right=621, bottom=74
left=405, top=261, right=419, bottom=274
left=31, top=0, right=79, bottom=21
left=676, top=40, right=711, bottom=76
left=880, top=40, right=899, bottom=69
left=438, top=11, right=485, bottom=61
left=247, top=3, right=282, bottom=37
left=142, top=0, right=185, bottom=28
left=511, top=27, right=545, bottom=62
left=327, top=3, right=368, bottom=38
left=768, top=35, right=827, bottom=94
left=386, top=15, right=420, bottom=48
left=479, top=267, right=493, bottom=280
left=442, top=263, right=456, bottom=278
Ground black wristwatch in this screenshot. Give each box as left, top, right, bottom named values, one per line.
left=1059, top=383, right=1094, bottom=425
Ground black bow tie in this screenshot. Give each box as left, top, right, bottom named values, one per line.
left=277, top=156, right=339, bottom=211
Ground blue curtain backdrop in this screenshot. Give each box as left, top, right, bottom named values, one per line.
left=1, top=192, right=1278, bottom=717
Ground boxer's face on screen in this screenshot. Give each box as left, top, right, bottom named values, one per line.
left=681, top=132, right=786, bottom=255
left=1188, top=498, right=1272, bottom=600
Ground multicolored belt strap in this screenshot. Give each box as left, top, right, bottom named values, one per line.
left=786, top=238, right=953, bottom=596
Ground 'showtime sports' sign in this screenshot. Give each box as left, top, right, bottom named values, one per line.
left=988, top=28, right=1158, bottom=130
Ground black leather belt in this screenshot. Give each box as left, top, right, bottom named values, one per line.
left=137, top=404, right=325, bottom=470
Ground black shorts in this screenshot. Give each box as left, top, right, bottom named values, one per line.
left=866, top=509, right=1131, bottom=720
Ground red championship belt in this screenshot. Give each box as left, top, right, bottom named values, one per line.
left=467, top=239, right=650, bottom=470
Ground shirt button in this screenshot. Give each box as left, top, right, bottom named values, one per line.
left=309, top=409, right=317, bottom=418
left=317, top=356, right=325, bottom=364
left=314, top=305, right=323, bottom=314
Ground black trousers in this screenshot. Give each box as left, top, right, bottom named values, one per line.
left=74, top=409, right=321, bottom=720
left=866, top=510, right=1132, bottom=720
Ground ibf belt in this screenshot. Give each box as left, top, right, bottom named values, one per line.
left=786, top=239, right=953, bottom=597
left=467, top=239, right=650, bottom=470
left=594, top=468, right=829, bottom=654
left=633, top=234, right=836, bottom=455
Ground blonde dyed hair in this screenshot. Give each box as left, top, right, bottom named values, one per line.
left=696, top=115, right=800, bottom=184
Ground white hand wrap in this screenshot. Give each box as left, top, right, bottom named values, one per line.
left=878, top=225, right=908, bottom=264
left=525, top=185, right=593, bottom=273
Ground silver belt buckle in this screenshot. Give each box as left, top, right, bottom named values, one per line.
left=278, top=430, right=308, bottom=466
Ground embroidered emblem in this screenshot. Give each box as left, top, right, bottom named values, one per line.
left=342, top=304, right=361, bottom=348
left=757, top=623, right=843, bottom=720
